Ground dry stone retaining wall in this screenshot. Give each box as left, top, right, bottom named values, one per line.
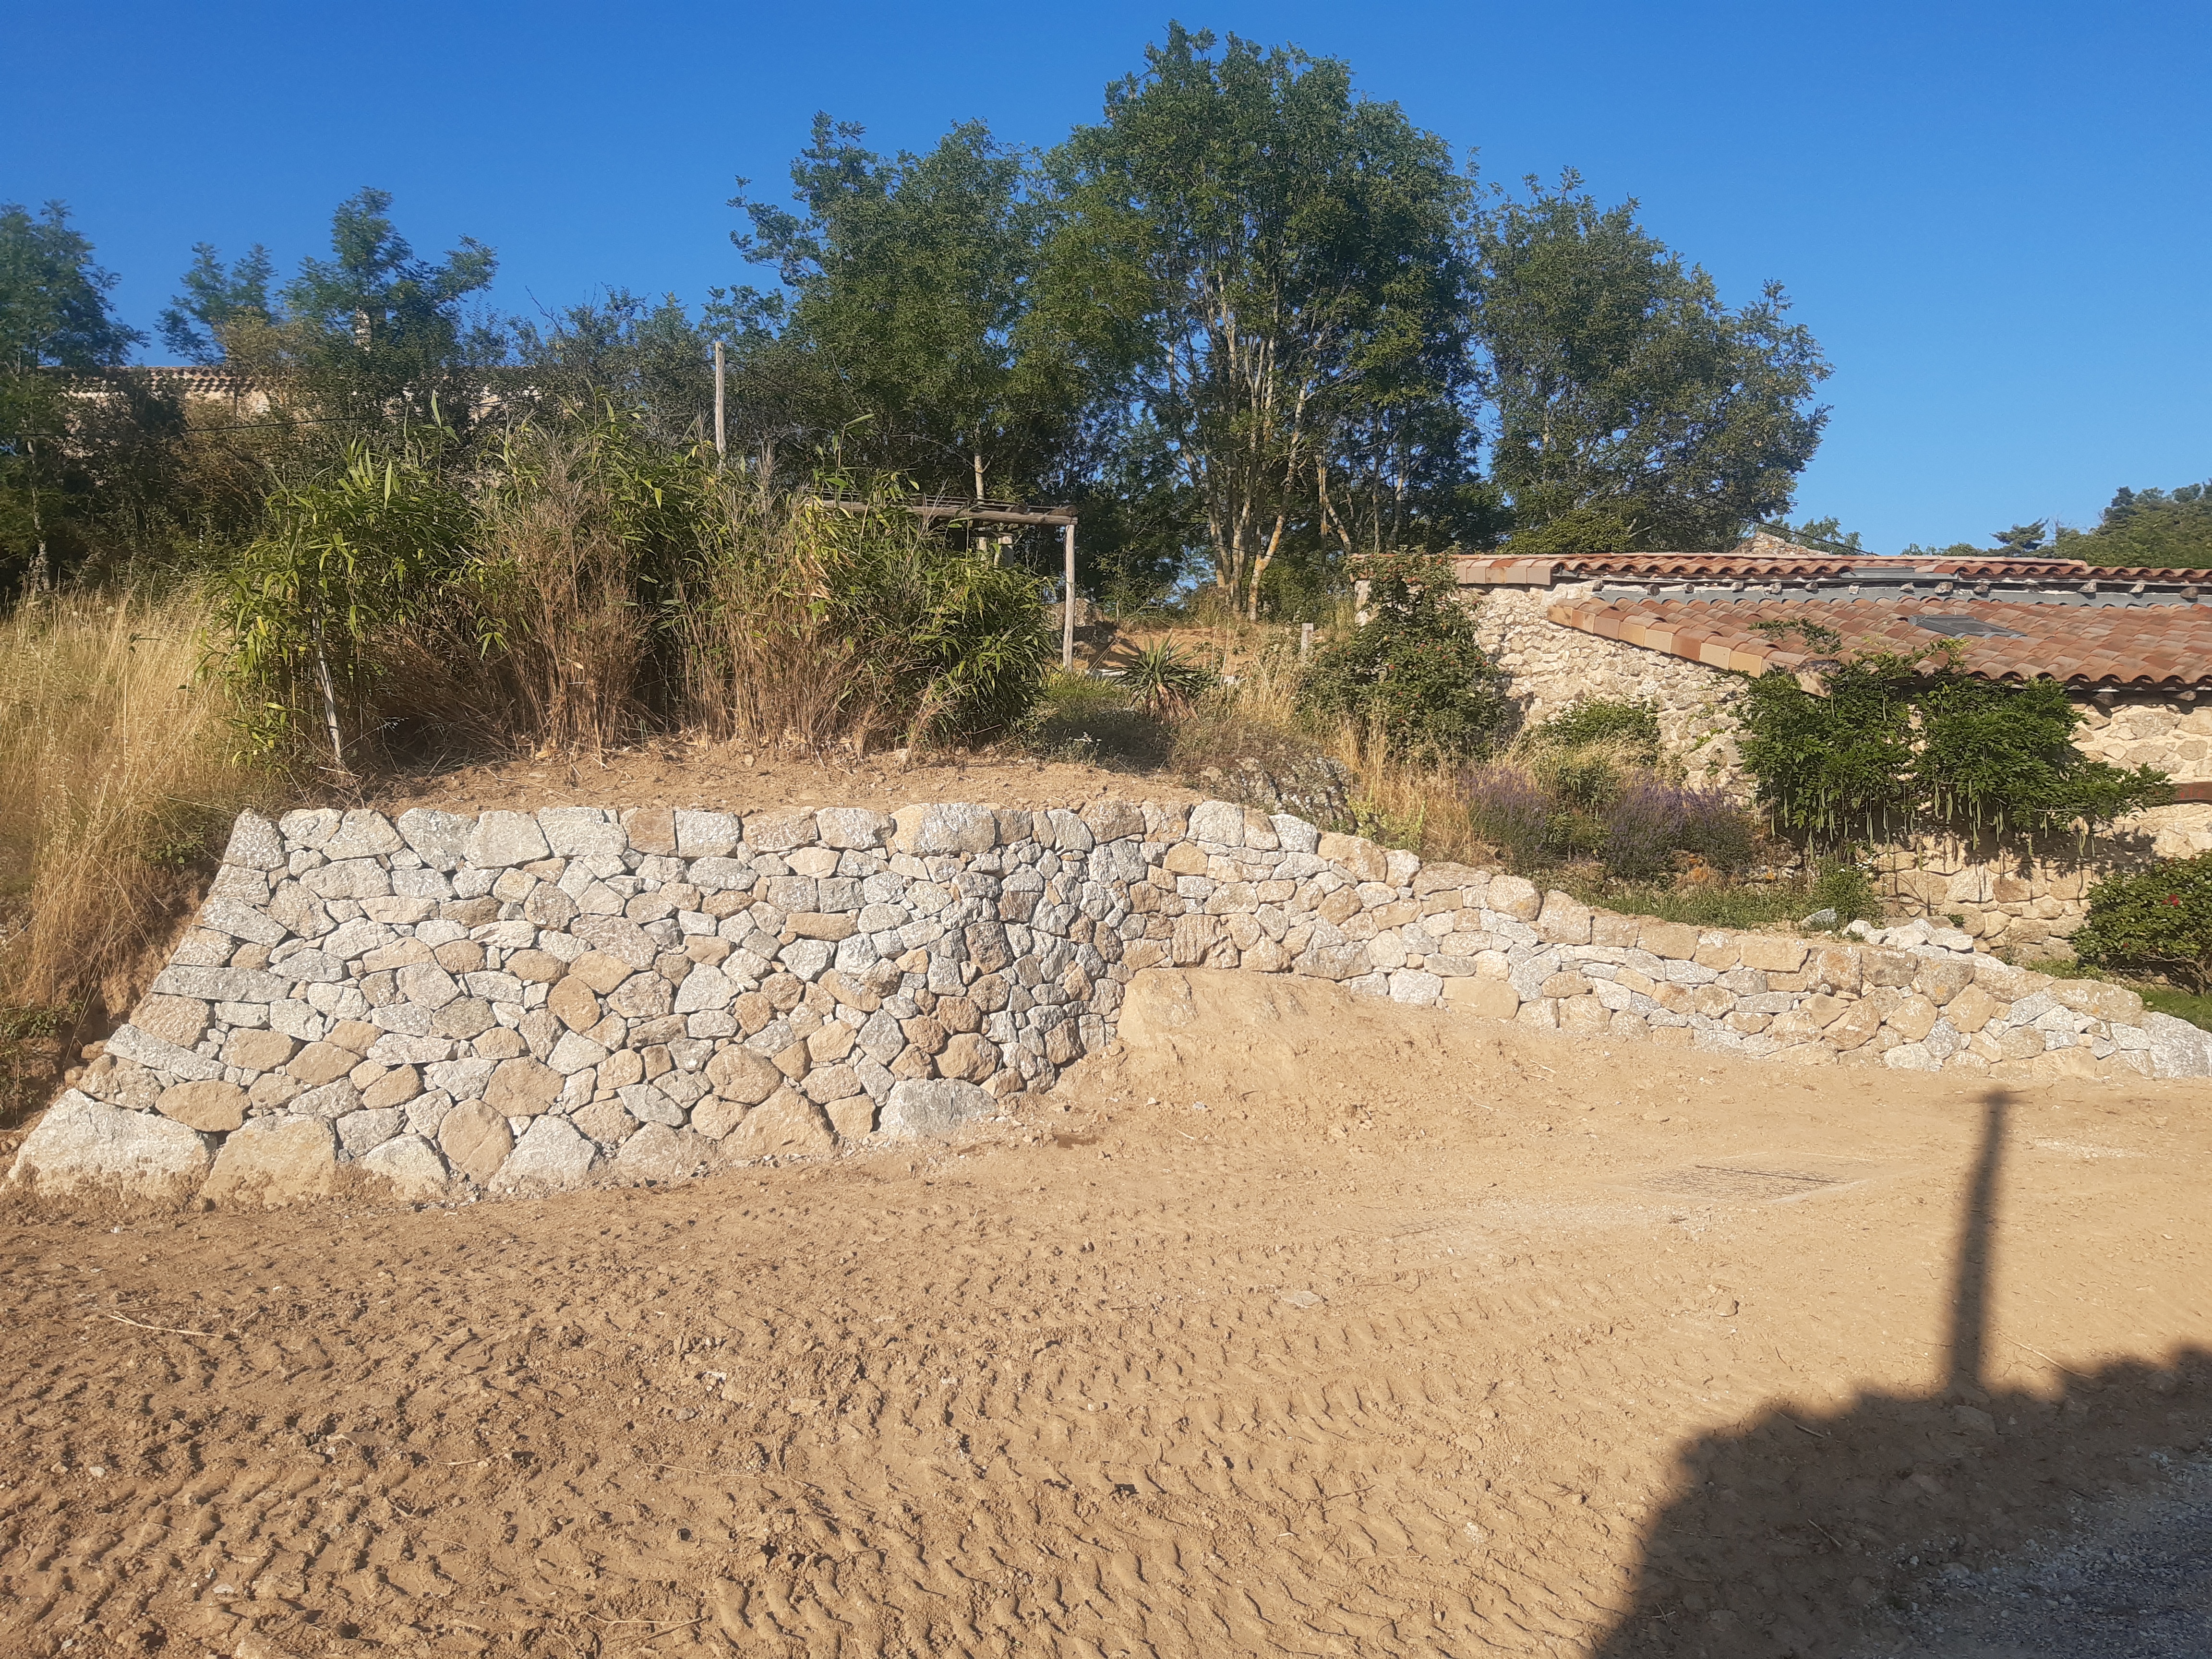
left=13, top=799, right=2209, bottom=1205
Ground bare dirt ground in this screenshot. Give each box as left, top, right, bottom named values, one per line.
left=2, top=969, right=2207, bottom=1658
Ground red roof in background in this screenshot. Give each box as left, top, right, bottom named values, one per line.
left=1547, top=594, right=2212, bottom=692
left=1452, top=549, right=2211, bottom=586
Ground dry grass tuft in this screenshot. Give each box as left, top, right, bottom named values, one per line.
left=0, top=588, right=264, bottom=1118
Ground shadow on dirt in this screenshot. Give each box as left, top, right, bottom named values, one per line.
left=1589, top=1089, right=2212, bottom=1657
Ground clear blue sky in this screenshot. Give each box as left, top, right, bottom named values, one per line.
left=7, top=1, right=2207, bottom=552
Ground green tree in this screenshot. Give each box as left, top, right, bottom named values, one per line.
left=211, top=188, right=501, bottom=435
left=1737, top=638, right=2168, bottom=842
left=158, top=242, right=275, bottom=362
left=721, top=118, right=1078, bottom=501
left=1045, top=26, right=1485, bottom=613
left=510, top=289, right=715, bottom=448
left=1298, top=553, right=1508, bottom=759
left=2056, top=482, right=2212, bottom=570
left=1989, top=519, right=2048, bottom=555
left=0, top=201, right=146, bottom=589
left=1477, top=172, right=1829, bottom=551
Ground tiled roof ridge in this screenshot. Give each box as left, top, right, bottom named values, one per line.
left=1458, top=549, right=2212, bottom=586
left=1547, top=594, right=2212, bottom=692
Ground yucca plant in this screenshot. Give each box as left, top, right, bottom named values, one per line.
left=1123, top=639, right=1215, bottom=716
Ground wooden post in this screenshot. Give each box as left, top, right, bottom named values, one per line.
left=1299, top=621, right=1314, bottom=661
left=712, top=340, right=727, bottom=459
left=1061, top=521, right=1077, bottom=671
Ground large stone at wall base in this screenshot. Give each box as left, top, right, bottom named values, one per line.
left=359, top=1133, right=452, bottom=1200
left=202, top=1116, right=337, bottom=1207
left=491, top=1116, right=598, bottom=1194
left=9, top=1092, right=215, bottom=1198
left=880, top=1078, right=993, bottom=1140
left=438, top=1100, right=514, bottom=1183
left=722, top=1088, right=836, bottom=1158
left=1443, top=977, right=1520, bottom=1021
left=2141, top=1013, right=2212, bottom=1079
left=612, top=1123, right=708, bottom=1185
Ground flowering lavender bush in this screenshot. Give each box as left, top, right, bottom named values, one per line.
left=1601, top=777, right=1756, bottom=879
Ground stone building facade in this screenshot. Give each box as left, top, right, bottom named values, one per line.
left=1453, top=544, right=2212, bottom=951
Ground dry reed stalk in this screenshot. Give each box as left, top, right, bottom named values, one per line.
left=673, top=486, right=884, bottom=754
left=0, top=588, right=260, bottom=1024
left=476, top=432, right=653, bottom=756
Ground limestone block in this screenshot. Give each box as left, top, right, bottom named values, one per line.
left=10, top=1092, right=212, bottom=1196
left=198, top=897, right=287, bottom=945
left=1294, top=942, right=1371, bottom=982
left=817, top=807, right=894, bottom=849
left=222, top=1028, right=297, bottom=1072
left=335, top=1106, right=404, bottom=1157
left=1161, top=843, right=1209, bottom=876
left=546, top=976, right=601, bottom=1033
left=222, top=811, right=288, bottom=870
left=892, top=803, right=997, bottom=856
left=1638, top=920, right=1699, bottom=961
left=2143, top=1012, right=2212, bottom=1079
left=538, top=806, right=625, bottom=858
left=1974, top=959, right=2053, bottom=1003
left=1884, top=995, right=1941, bottom=1042
left=1188, top=800, right=1245, bottom=847
left=360, top=1134, right=452, bottom=1199
left=157, top=1079, right=246, bottom=1132
left=486, top=1057, right=562, bottom=1116
left=612, top=1123, right=707, bottom=1184
left=134, top=994, right=212, bottom=1049
left=879, top=1077, right=994, bottom=1140
left=2050, top=980, right=2144, bottom=1024
left=1860, top=949, right=1920, bottom=989
left=361, top=1064, right=422, bottom=1111
left=492, top=1116, right=598, bottom=1193
left=724, top=1087, right=838, bottom=1157
left=288, top=1041, right=362, bottom=1087
left=1444, top=977, right=1520, bottom=1020
left=1515, top=998, right=1560, bottom=1030
left=1316, top=832, right=1388, bottom=884
left=437, top=1105, right=514, bottom=1184
left=1536, top=892, right=1592, bottom=945
left=1911, top=957, right=1976, bottom=1007
left=202, top=1115, right=335, bottom=1207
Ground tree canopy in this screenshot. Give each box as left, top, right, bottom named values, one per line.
left=1476, top=172, right=1829, bottom=553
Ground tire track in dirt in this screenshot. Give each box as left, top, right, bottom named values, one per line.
left=1, top=969, right=2206, bottom=1656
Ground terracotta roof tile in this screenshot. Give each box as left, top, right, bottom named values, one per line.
left=1456, top=550, right=2212, bottom=587
left=1545, top=595, right=2212, bottom=691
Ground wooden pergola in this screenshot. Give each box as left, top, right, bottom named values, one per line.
left=815, top=494, right=1082, bottom=669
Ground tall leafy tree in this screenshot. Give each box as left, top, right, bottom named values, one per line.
left=0, top=201, right=147, bottom=588
left=510, top=289, right=714, bottom=447
left=1044, top=26, right=1484, bottom=611
left=158, top=243, right=275, bottom=362
left=1476, top=172, right=1829, bottom=551
left=722, top=119, right=1078, bottom=500
left=210, top=188, right=501, bottom=434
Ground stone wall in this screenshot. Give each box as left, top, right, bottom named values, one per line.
left=12, top=799, right=2209, bottom=1206
left=1469, top=583, right=1749, bottom=787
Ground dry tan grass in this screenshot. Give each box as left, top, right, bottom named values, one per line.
left=0, top=588, right=263, bottom=1069
left=1167, top=632, right=1494, bottom=865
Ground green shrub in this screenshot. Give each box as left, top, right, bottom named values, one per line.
left=1804, top=860, right=1881, bottom=927
left=1298, top=553, right=1508, bottom=761
left=2071, top=853, right=2212, bottom=991
left=1527, top=697, right=1661, bottom=757
left=1737, top=641, right=2170, bottom=841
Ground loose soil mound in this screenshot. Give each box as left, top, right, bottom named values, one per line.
left=1, top=970, right=2206, bottom=1656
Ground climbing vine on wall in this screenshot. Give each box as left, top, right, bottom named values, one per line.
left=1734, top=627, right=2171, bottom=842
